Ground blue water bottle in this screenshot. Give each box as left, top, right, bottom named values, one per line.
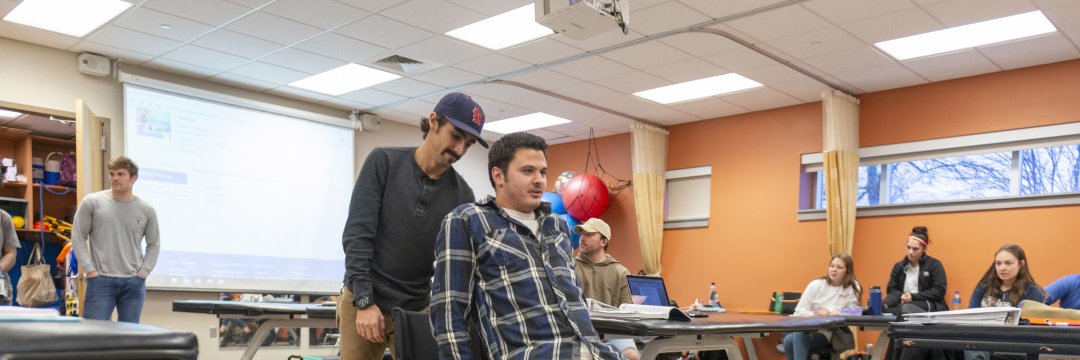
left=869, top=286, right=882, bottom=315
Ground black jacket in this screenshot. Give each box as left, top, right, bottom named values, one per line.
left=885, top=254, right=948, bottom=311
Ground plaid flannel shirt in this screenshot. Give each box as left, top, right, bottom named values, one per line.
left=430, top=196, right=622, bottom=360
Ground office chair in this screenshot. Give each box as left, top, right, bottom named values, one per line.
left=769, top=292, right=833, bottom=360
left=392, top=308, right=487, bottom=360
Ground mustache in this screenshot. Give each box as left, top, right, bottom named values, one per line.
left=443, top=150, right=462, bottom=162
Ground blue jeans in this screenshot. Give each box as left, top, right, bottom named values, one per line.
left=84, top=275, right=146, bottom=323
left=783, top=332, right=829, bottom=360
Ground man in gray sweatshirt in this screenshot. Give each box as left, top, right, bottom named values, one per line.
left=72, top=156, right=160, bottom=323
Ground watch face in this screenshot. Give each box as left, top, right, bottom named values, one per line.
left=355, top=296, right=370, bottom=308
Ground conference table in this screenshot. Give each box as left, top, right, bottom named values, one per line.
left=888, top=322, right=1080, bottom=360
left=0, top=319, right=199, bottom=360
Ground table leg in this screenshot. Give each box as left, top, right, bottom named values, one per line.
left=240, top=318, right=337, bottom=360
left=639, top=335, right=746, bottom=360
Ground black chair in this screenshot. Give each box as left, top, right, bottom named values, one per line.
left=392, top=308, right=487, bottom=360
left=770, top=292, right=834, bottom=360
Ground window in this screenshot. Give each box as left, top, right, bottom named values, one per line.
left=1019, top=145, right=1080, bottom=195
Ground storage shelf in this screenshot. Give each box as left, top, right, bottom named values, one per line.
left=32, top=182, right=76, bottom=194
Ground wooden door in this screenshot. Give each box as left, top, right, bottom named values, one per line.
left=73, top=99, right=107, bottom=317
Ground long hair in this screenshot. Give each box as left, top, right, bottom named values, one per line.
left=978, top=244, right=1045, bottom=306
left=819, top=253, right=863, bottom=303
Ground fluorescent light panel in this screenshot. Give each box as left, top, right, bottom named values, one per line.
left=446, top=4, right=553, bottom=50
left=289, top=64, right=401, bottom=96
left=484, top=113, right=572, bottom=134
left=0, top=109, right=24, bottom=119
left=2, top=0, right=132, bottom=38
left=633, top=73, right=763, bottom=104
left=876, top=11, right=1057, bottom=61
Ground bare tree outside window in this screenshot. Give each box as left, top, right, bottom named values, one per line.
left=1019, top=145, right=1080, bottom=195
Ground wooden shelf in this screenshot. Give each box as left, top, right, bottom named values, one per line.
left=30, top=135, right=75, bottom=147
left=32, top=182, right=76, bottom=194
left=2, top=181, right=28, bottom=188
left=15, top=228, right=62, bottom=243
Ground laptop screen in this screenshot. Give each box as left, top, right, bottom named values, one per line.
left=626, top=275, right=670, bottom=307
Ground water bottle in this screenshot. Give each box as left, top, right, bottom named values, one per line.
left=869, top=286, right=882, bottom=315
left=951, top=290, right=962, bottom=310
left=708, top=282, right=719, bottom=307
left=773, top=291, right=784, bottom=313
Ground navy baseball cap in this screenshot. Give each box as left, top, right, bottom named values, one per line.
left=433, top=92, right=488, bottom=148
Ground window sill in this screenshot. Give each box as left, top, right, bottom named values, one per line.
left=797, top=191, right=1080, bottom=221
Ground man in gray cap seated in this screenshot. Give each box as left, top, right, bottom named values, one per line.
left=574, top=217, right=640, bottom=360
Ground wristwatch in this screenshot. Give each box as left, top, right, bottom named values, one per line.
left=353, top=295, right=371, bottom=309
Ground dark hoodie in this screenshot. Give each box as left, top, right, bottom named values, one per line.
left=574, top=253, right=632, bottom=307
left=885, top=254, right=948, bottom=311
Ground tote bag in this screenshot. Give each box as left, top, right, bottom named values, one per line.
left=17, top=242, right=58, bottom=307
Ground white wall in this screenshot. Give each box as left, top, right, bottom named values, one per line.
left=1, top=37, right=494, bottom=359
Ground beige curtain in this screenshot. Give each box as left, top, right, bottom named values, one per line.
left=631, top=122, right=669, bottom=276
left=822, top=90, right=860, bottom=256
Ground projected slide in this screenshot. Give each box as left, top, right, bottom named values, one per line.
left=125, top=85, right=352, bottom=293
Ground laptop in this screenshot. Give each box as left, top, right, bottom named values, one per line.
left=626, top=275, right=671, bottom=307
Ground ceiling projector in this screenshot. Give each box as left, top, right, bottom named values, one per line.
left=536, top=0, right=629, bottom=40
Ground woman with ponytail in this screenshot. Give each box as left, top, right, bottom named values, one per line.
left=884, top=226, right=949, bottom=314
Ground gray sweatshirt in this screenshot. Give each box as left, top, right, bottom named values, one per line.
left=71, top=190, right=160, bottom=278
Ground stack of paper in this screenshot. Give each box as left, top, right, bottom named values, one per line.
left=0, top=306, right=80, bottom=322
left=587, top=298, right=691, bottom=322
left=904, top=307, right=1021, bottom=325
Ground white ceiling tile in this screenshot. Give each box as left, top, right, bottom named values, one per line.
left=700, top=46, right=775, bottom=73
left=553, top=29, right=645, bottom=52
left=85, top=25, right=182, bottom=56
left=770, top=78, right=835, bottom=102
left=740, top=63, right=814, bottom=85
left=371, top=78, right=444, bottom=97
left=380, top=0, right=484, bottom=34
left=802, top=46, right=896, bottom=75
left=370, top=108, right=420, bottom=125
left=396, top=36, right=489, bottom=66
left=142, top=0, right=253, bottom=27
left=466, top=96, right=533, bottom=121
left=549, top=56, right=634, bottom=82
left=227, top=61, right=311, bottom=85
left=192, top=29, right=283, bottom=59
left=979, top=33, right=1080, bottom=70
left=226, top=11, right=322, bottom=45
left=591, top=70, right=668, bottom=94
left=832, top=63, right=927, bottom=93
left=668, top=97, right=748, bottom=119
left=601, top=41, right=693, bottom=70
left=505, top=69, right=582, bottom=91
left=553, top=82, right=626, bottom=106
left=628, top=0, right=671, bottom=12
left=658, top=32, right=743, bottom=57
left=456, top=53, right=531, bottom=77
left=266, top=86, right=335, bottom=103
left=501, top=38, right=583, bottom=65
left=1043, top=1, right=1080, bottom=32
left=923, top=0, right=1037, bottom=27
left=634, top=106, right=701, bottom=125
left=226, top=0, right=271, bottom=7
left=262, top=0, right=369, bottom=30
left=334, top=0, right=408, bottom=13
left=0, top=23, right=79, bottom=50
left=590, top=96, right=666, bottom=119
left=162, top=45, right=250, bottom=71
left=113, top=7, right=215, bottom=42
left=764, top=26, right=866, bottom=59
left=70, top=41, right=155, bottom=65
left=335, top=15, right=432, bottom=50
left=1034, top=0, right=1078, bottom=8
left=643, top=58, right=727, bottom=83
left=841, top=8, right=942, bottom=44
left=725, top=4, right=831, bottom=42
left=525, top=128, right=568, bottom=141
left=802, top=0, right=918, bottom=25
left=318, top=97, right=372, bottom=110
left=627, top=2, right=710, bottom=36
left=721, top=87, right=802, bottom=112
left=1067, top=28, right=1080, bottom=49
left=409, top=67, right=484, bottom=87
left=209, top=72, right=280, bottom=92
left=902, top=49, right=1000, bottom=82
left=444, top=0, right=529, bottom=16
left=294, top=32, right=388, bottom=63
left=340, top=88, right=407, bottom=106
left=545, top=121, right=591, bottom=137
left=678, top=0, right=790, bottom=19
left=260, top=48, right=347, bottom=74
left=144, top=58, right=218, bottom=79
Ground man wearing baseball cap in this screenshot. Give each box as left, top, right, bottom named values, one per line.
left=574, top=218, right=640, bottom=360
left=339, top=92, right=486, bottom=360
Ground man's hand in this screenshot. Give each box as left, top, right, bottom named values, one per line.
left=355, top=304, right=385, bottom=343
left=86, top=271, right=99, bottom=278
left=900, top=293, right=912, bottom=303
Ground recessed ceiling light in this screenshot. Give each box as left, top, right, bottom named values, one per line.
left=484, top=113, right=572, bottom=134
left=160, top=24, right=172, bottom=30
left=0, top=109, right=24, bottom=119
left=875, top=11, right=1057, bottom=61
left=633, top=73, right=764, bottom=104
left=445, top=4, right=553, bottom=50
left=2, top=0, right=133, bottom=38
left=289, top=64, right=401, bottom=96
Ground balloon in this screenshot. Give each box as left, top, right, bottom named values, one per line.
left=561, top=173, right=610, bottom=221
left=553, top=170, right=577, bottom=194
left=541, top=192, right=566, bottom=215
left=560, top=213, right=580, bottom=248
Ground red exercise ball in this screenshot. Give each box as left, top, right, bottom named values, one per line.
left=560, top=173, right=610, bottom=221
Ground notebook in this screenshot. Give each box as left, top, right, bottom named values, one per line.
left=626, top=275, right=671, bottom=307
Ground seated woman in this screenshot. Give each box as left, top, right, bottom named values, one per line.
left=885, top=226, right=948, bottom=315
left=783, top=254, right=861, bottom=360
left=965, top=244, right=1047, bottom=360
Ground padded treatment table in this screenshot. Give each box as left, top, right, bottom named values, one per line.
left=173, top=300, right=335, bottom=360
left=592, top=313, right=847, bottom=360
left=0, top=319, right=198, bottom=360
left=888, top=322, right=1080, bottom=360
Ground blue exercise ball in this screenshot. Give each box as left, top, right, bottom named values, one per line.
left=542, top=191, right=566, bottom=215
left=560, top=213, right=580, bottom=248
